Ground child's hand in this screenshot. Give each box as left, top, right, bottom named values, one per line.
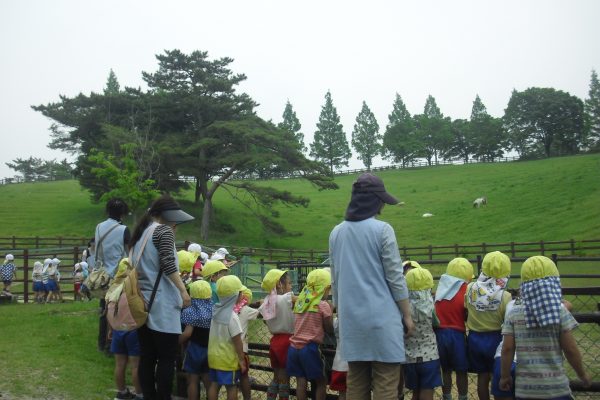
left=579, top=372, right=592, bottom=388
left=499, top=376, right=512, bottom=392
left=239, top=356, right=248, bottom=375
left=403, top=315, right=415, bottom=338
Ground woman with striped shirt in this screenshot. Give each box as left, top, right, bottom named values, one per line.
left=129, top=194, right=194, bottom=400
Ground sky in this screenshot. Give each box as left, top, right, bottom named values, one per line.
left=1, top=0, right=599, bottom=179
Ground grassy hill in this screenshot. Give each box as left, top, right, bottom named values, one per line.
left=0, top=154, right=598, bottom=250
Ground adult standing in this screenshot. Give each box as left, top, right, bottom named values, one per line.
left=130, top=194, right=193, bottom=400
left=95, top=198, right=130, bottom=353
left=329, top=173, right=415, bottom=400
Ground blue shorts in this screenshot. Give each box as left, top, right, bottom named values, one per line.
left=404, top=359, right=442, bottom=390
left=183, top=342, right=209, bottom=374
left=209, top=369, right=241, bottom=386
left=286, top=342, right=326, bottom=380
left=467, top=331, right=502, bottom=373
left=33, top=281, right=44, bottom=292
left=110, top=330, right=140, bottom=356
left=45, top=280, right=58, bottom=292
left=3, top=280, right=11, bottom=286
left=436, top=328, right=468, bottom=372
left=492, top=357, right=515, bottom=397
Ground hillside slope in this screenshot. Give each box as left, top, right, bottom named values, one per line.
left=0, top=154, right=598, bottom=249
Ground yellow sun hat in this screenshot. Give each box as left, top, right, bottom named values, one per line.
left=482, top=251, right=511, bottom=279
left=216, top=275, right=243, bottom=298
left=201, top=260, right=228, bottom=279
left=261, top=268, right=287, bottom=292
left=521, top=256, right=559, bottom=283
left=447, top=257, right=474, bottom=281
left=406, top=266, right=434, bottom=291
left=241, top=285, right=253, bottom=302
left=177, top=250, right=196, bottom=273
left=307, top=268, right=331, bottom=288
left=189, top=280, right=212, bottom=299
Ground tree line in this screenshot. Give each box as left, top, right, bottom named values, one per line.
left=21, top=49, right=600, bottom=240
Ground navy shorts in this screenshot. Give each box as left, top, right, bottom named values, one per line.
left=110, top=330, right=140, bottom=356
left=468, top=331, right=502, bottom=373
left=183, top=341, right=209, bottom=374
left=491, top=356, right=515, bottom=397
left=436, top=328, right=468, bottom=372
left=209, top=369, right=241, bottom=386
left=33, top=281, right=44, bottom=292
left=3, top=280, right=11, bottom=286
left=45, top=280, right=58, bottom=292
left=404, top=359, right=442, bottom=390
left=286, top=342, right=326, bottom=380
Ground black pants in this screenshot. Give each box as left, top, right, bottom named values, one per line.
left=137, top=323, right=179, bottom=400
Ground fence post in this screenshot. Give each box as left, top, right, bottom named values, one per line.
left=551, top=253, right=558, bottom=268
left=35, top=236, right=39, bottom=248
left=74, top=246, right=80, bottom=264
left=482, top=242, right=487, bottom=253
left=570, top=239, right=575, bottom=256
left=540, top=240, right=545, bottom=255
left=477, top=255, right=482, bottom=276
left=454, top=244, right=459, bottom=257
left=428, top=245, right=433, bottom=260
left=23, top=249, right=29, bottom=304
left=12, top=235, right=16, bottom=249
left=510, top=242, right=516, bottom=258
left=310, top=249, right=314, bottom=261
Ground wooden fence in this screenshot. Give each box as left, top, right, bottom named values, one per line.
left=2, top=238, right=600, bottom=261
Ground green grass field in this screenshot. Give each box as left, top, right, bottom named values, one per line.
left=0, top=154, right=598, bottom=252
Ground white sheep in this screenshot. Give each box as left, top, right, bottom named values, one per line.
left=473, top=196, right=487, bottom=208
left=422, top=213, right=434, bottom=218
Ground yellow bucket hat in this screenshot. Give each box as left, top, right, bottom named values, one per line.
left=216, top=275, right=243, bottom=298
left=177, top=250, right=196, bottom=273
left=241, top=285, right=253, bottom=302
left=521, top=256, right=559, bottom=283
left=261, top=269, right=287, bottom=292
left=482, top=251, right=511, bottom=279
left=189, top=280, right=212, bottom=299
left=202, top=260, right=228, bottom=278
left=294, top=268, right=331, bottom=314
left=447, top=257, right=474, bottom=281
left=406, top=267, right=434, bottom=291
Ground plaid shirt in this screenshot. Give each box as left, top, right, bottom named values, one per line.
left=520, top=276, right=562, bottom=328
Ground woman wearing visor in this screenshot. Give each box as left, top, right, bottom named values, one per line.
left=129, top=194, right=194, bottom=400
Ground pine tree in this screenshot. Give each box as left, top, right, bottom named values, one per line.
left=470, top=94, right=488, bottom=121
left=382, top=93, right=417, bottom=167
left=470, top=95, right=506, bottom=161
left=104, top=69, right=120, bottom=95
left=584, top=69, right=600, bottom=149
left=278, top=100, right=306, bottom=152
left=351, top=101, right=381, bottom=171
left=416, top=95, right=449, bottom=165
left=310, top=91, right=351, bottom=173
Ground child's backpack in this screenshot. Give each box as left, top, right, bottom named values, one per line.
left=84, top=223, right=121, bottom=298
left=106, top=225, right=161, bottom=332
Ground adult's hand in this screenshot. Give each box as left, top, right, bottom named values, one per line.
left=180, top=290, right=191, bottom=308
left=403, top=315, right=415, bottom=338
left=499, top=376, right=512, bottom=392
left=579, top=372, right=592, bottom=388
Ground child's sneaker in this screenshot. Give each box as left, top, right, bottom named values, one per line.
left=114, top=388, right=136, bottom=400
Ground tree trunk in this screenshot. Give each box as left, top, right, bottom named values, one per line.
left=200, top=195, right=213, bottom=241
left=194, top=178, right=201, bottom=203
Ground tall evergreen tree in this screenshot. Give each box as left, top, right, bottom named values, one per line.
left=310, top=91, right=351, bottom=173
left=278, top=100, right=305, bottom=152
left=469, top=95, right=506, bottom=161
left=104, top=69, right=120, bottom=95
left=584, top=69, right=600, bottom=149
left=351, top=101, right=381, bottom=171
left=382, top=94, right=417, bottom=167
left=415, top=95, right=450, bottom=165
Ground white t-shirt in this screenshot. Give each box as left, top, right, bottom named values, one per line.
left=496, top=300, right=516, bottom=358
left=238, top=306, right=260, bottom=352
left=265, top=292, right=295, bottom=334
left=208, top=313, right=243, bottom=371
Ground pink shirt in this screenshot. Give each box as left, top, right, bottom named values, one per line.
left=290, top=301, right=332, bottom=349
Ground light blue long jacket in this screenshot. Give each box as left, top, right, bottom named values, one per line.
left=329, top=217, right=408, bottom=363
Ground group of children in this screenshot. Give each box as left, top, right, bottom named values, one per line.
left=398, top=251, right=590, bottom=400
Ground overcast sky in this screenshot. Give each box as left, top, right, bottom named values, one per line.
left=1, top=0, right=599, bottom=179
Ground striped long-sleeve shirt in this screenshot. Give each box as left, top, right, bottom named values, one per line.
left=152, top=224, right=178, bottom=276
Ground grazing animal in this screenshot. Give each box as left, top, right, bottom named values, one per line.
left=473, top=196, right=487, bottom=208
left=422, top=213, right=434, bottom=218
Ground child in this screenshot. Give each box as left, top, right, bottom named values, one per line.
left=434, top=257, right=473, bottom=400
left=491, top=289, right=518, bottom=400
left=207, top=275, right=247, bottom=400
left=180, top=279, right=213, bottom=400
left=52, top=257, right=64, bottom=303
left=465, top=251, right=512, bottom=400
left=1, top=254, right=16, bottom=294
left=79, top=261, right=92, bottom=301
left=187, top=243, right=204, bottom=281
left=500, top=256, right=591, bottom=399
left=202, top=260, right=229, bottom=304
left=45, top=257, right=59, bottom=303
left=287, top=268, right=333, bottom=400
left=258, top=268, right=295, bottom=400
left=73, top=263, right=84, bottom=301
left=329, top=316, right=348, bottom=400
left=178, top=250, right=196, bottom=286
left=236, top=286, right=260, bottom=400
left=404, top=266, right=442, bottom=400
left=32, top=261, right=44, bottom=303
left=41, top=258, right=52, bottom=302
